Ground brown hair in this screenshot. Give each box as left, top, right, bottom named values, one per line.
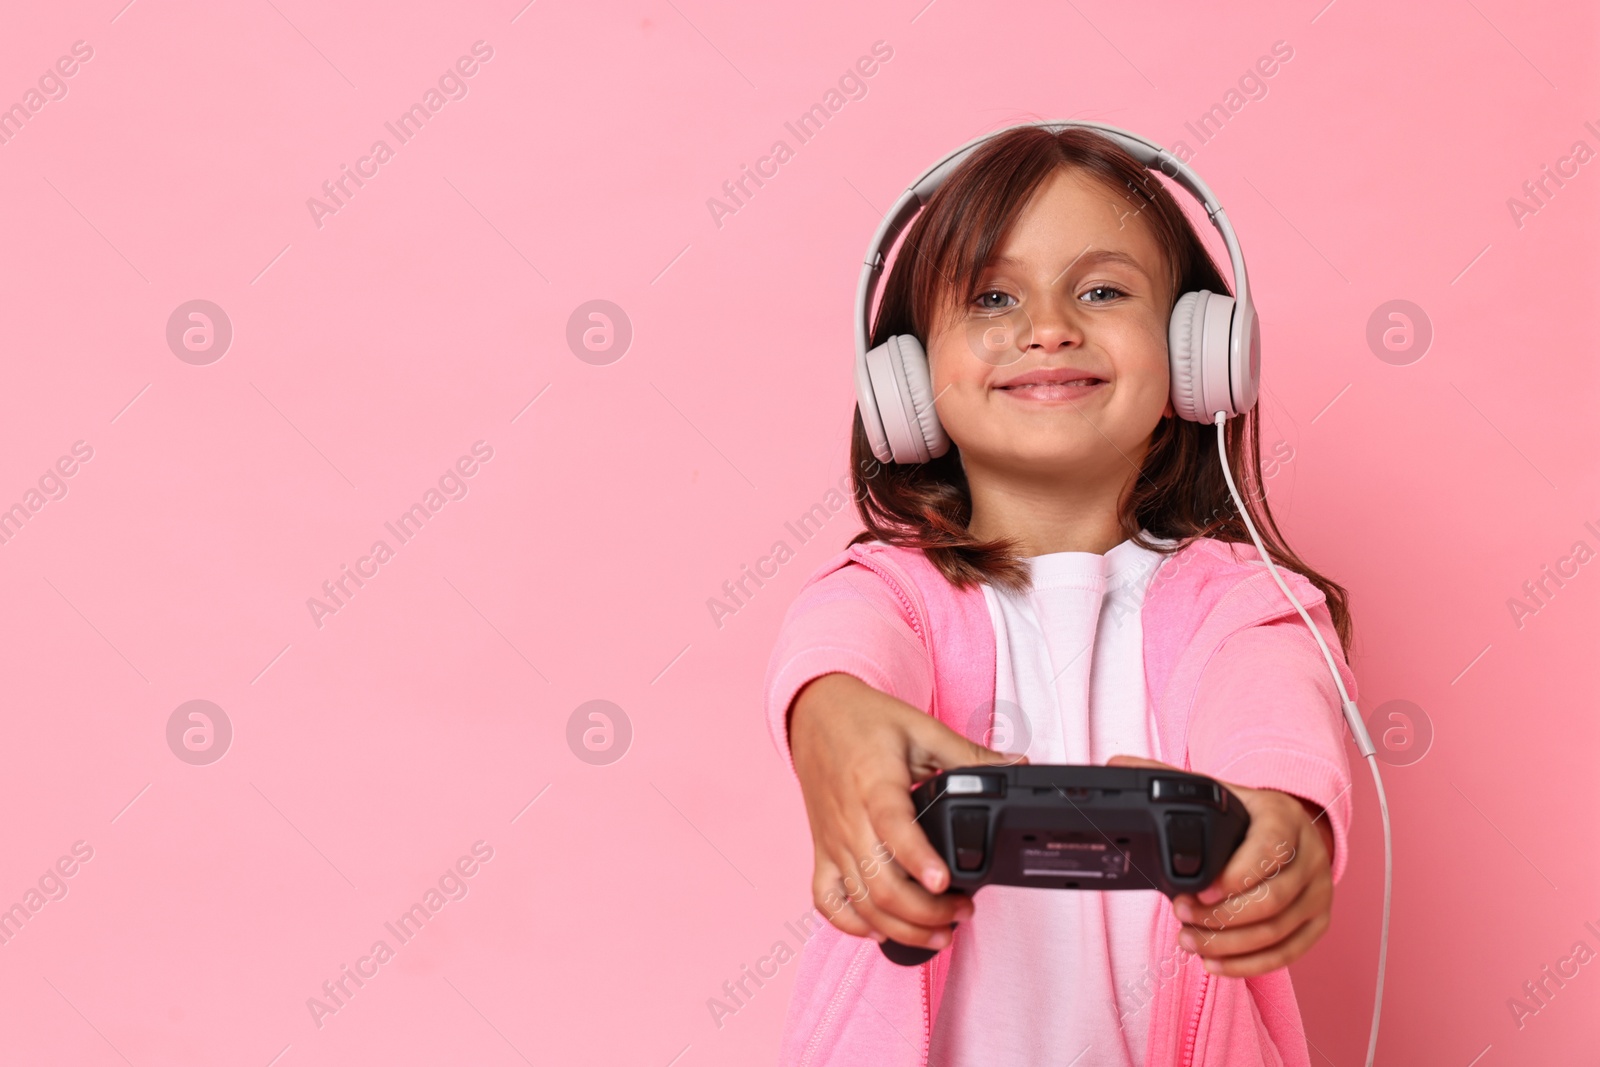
left=847, top=125, right=1353, bottom=655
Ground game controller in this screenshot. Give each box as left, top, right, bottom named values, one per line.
left=878, top=764, right=1252, bottom=966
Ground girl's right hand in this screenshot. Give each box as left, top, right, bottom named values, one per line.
left=787, top=671, right=1026, bottom=951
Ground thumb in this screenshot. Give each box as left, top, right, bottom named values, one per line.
left=907, top=713, right=1028, bottom=778
left=1105, top=754, right=1181, bottom=771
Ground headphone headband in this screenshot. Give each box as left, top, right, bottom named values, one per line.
left=853, top=120, right=1253, bottom=369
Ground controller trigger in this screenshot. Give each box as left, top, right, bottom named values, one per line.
left=1165, top=812, right=1207, bottom=878
left=879, top=924, right=959, bottom=967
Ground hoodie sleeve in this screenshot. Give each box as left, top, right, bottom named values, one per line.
left=1185, top=602, right=1359, bottom=885
left=762, top=559, right=934, bottom=780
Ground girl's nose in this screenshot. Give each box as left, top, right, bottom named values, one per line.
left=1024, top=297, right=1086, bottom=352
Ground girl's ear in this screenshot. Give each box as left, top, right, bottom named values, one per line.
left=1161, top=396, right=1175, bottom=420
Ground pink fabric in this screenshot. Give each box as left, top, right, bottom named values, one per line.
left=929, top=542, right=1166, bottom=1066
left=762, top=536, right=1358, bottom=1067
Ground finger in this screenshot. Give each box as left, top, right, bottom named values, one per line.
left=811, top=858, right=879, bottom=940
left=844, top=812, right=966, bottom=927
left=1180, top=873, right=1331, bottom=960
left=1104, top=754, right=1182, bottom=771
left=819, top=811, right=966, bottom=940
left=1193, top=905, right=1332, bottom=978
left=905, top=713, right=1028, bottom=783
left=861, top=777, right=955, bottom=897
left=852, top=883, right=968, bottom=949
left=836, top=845, right=970, bottom=949
left=1102, top=754, right=1298, bottom=926
left=844, top=825, right=966, bottom=927
left=1176, top=841, right=1309, bottom=932
left=819, top=889, right=878, bottom=939
left=1187, top=803, right=1308, bottom=917
left=818, top=850, right=915, bottom=942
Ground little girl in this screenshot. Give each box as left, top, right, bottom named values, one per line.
left=764, top=125, right=1359, bottom=1067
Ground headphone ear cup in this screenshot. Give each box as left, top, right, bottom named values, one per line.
left=855, top=337, right=895, bottom=463
left=1231, top=298, right=1261, bottom=414
left=860, top=334, right=949, bottom=463
left=1168, top=289, right=1239, bottom=422
left=1168, top=291, right=1205, bottom=423
left=895, top=335, right=950, bottom=462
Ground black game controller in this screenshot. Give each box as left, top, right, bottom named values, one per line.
left=878, top=764, right=1251, bottom=966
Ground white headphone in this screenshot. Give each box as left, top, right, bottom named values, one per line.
left=851, top=120, right=1391, bottom=1067
left=854, top=119, right=1261, bottom=464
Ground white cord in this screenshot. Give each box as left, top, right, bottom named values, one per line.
left=1212, top=411, right=1390, bottom=1067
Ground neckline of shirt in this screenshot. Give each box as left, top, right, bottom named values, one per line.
left=1020, top=532, right=1176, bottom=593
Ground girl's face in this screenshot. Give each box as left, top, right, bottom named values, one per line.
left=925, top=165, right=1177, bottom=485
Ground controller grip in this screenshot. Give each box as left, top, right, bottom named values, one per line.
left=878, top=923, right=958, bottom=967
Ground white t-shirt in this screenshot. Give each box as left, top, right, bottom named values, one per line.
left=928, top=534, right=1173, bottom=1067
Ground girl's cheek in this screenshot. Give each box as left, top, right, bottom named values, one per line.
left=925, top=340, right=955, bottom=389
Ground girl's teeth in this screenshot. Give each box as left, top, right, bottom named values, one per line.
left=1010, top=380, right=1097, bottom=388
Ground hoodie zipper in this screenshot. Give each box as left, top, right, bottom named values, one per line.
left=920, top=959, right=932, bottom=1066
left=800, top=945, right=872, bottom=1067
left=1179, top=970, right=1211, bottom=1067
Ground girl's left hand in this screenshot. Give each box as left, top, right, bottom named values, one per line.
left=1105, top=754, right=1336, bottom=978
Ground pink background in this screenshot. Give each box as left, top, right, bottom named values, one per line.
left=0, top=0, right=1595, bottom=1063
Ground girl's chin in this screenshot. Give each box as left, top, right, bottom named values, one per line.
left=949, top=420, right=1159, bottom=468
left=960, top=439, right=1122, bottom=470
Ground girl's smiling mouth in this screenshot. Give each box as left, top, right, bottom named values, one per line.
left=994, top=367, right=1108, bottom=402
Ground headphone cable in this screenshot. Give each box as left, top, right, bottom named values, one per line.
left=1212, top=411, right=1391, bottom=1067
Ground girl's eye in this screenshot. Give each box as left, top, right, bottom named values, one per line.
left=974, top=290, right=1016, bottom=311
left=1081, top=285, right=1127, bottom=303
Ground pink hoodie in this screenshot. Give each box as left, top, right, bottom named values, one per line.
left=762, top=535, right=1358, bottom=1067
